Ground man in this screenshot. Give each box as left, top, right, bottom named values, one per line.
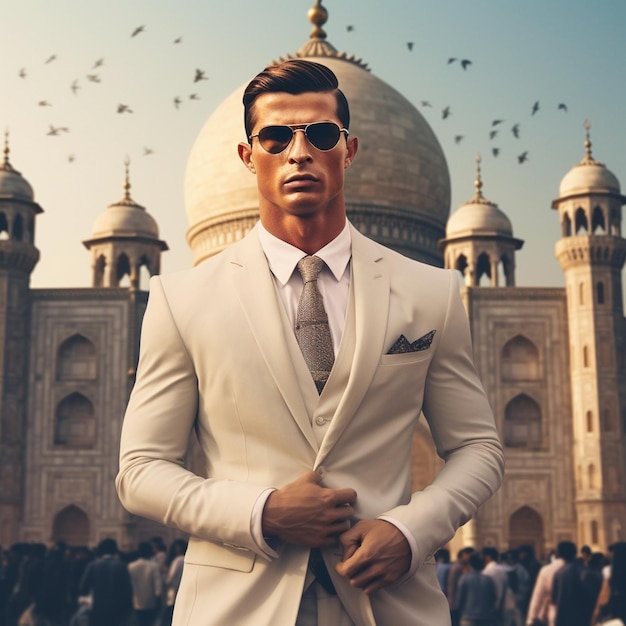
left=449, top=547, right=477, bottom=626
left=116, top=59, right=504, bottom=625
left=526, top=541, right=576, bottom=626
left=482, top=547, right=517, bottom=626
left=456, top=552, right=497, bottom=626
left=127, top=542, right=162, bottom=626
left=78, top=538, right=132, bottom=626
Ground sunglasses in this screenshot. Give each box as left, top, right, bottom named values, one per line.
left=249, top=122, right=349, bottom=154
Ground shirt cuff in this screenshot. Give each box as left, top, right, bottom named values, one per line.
left=377, top=515, right=420, bottom=580
left=251, top=488, right=281, bottom=558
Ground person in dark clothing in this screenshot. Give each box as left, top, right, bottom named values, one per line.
left=78, top=538, right=132, bottom=626
left=551, top=540, right=585, bottom=626
left=593, top=541, right=626, bottom=625
left=517, top=544, right=541, bottom=620
left=579, top=551, right=605, bottom=626
left=456, top=552, right=497, bottom=626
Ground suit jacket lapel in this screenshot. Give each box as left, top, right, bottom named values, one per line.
left=229, top=230, right=318, bottom=451
left=316, top=226, right=390, bottom=463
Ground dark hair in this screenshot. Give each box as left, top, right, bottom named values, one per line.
left=468, top=552, right=485, bottom=571
left=138, top=541, right=154, bottom=559
left=482, top=546, right=500, bottom=562
left=242, top=59, right=350, bottom=140
left=96, top=537, right=118, bottom=557
left=556, top=540, right=577, bottom=561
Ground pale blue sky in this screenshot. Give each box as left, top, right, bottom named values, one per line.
left=2, top=0, right=625, bottom=289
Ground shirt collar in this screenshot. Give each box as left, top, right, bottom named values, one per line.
left=257, top=221, right=352, bottom=287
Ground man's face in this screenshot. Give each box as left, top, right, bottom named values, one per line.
left=238, top=91, right=357, bottom=232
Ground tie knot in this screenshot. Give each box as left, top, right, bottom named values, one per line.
left=297, top=255, right=325, bottom=283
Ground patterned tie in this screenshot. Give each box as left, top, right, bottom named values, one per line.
left=295, top=255, right=335, bottom=394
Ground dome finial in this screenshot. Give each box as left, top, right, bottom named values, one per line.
left=582, top=119, right=594, bottom=163
left=2, top=129, right=12, bottom=171
left=308, top=0, right=328, bottom=40
left=122, top=156, right=133, bottom=203
left=473, top=152, right=484, bottom=200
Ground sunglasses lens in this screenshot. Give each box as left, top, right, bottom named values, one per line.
left=258, top=126, right=293, bottom=154
left=307, top=122, right=341, bottom=150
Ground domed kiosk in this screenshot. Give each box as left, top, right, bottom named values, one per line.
left=184, top=1, right=450, bottom=268
left=440, top=154, right=523, bottom=287
left=83, top=159, right=168, bottom=289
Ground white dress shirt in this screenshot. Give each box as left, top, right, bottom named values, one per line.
left=252, top=221, right=420, bottom=579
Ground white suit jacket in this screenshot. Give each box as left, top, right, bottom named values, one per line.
left=116, top=224, right=504, bottom=626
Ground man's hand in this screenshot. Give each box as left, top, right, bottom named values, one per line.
left=335, top=519, right=411, bottom=595
left=262, top=471, right=357, bottom=547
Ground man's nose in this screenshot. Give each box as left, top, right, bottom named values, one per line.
left=288, top=128, right=313, bottom=162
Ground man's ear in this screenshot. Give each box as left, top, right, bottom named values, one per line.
left=344, top=136, right=358, bottom=169
left=238, top=142, right=255, bottom=173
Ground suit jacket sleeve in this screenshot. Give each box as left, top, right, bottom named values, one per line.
left=382, top=271, right=504, bottom=560
left=116, top=276, right=269, bottom=555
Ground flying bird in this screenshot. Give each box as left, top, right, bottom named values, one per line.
left=489, top=130, right=498, bottom=140
left=531, top=101, right=540, bottom=115
left=71, top=80, right=80, bottom=94
left=173, top=97, right=182, bottom=109
left=37, top=100, right=52, bottom=107
left=92, top=58, right=104, bottom=69
left=173, top=36, right=182, bottom=44
left=511, top=123, right=520, bottom=138
left=491, top=119, right=504, bottom=127
left=47, top=125, right=69, bottom=136
left=407, top=42, right=414, bottom=51
left=518, top=151, right=528, bottom=164
left=558, top=103, right=568, bottom=112
left=492, top=147, right=500, bottom=157
left=447, top=57, right=457, bottom=64
left=454, top=135, right=464, bottom=144
left=189, top=93, right=200, bottom=100
left=460, top=59, right=472, bottom=70
left=346, top=25, right=354, bottom=32
left=131, top=25, right=145, bottom=37
left=442, top=106, right=451, bottom=119
left=143, top=147, right=154, bottom=156
left=44, top=54, right=57, bottom=64
left=19, top=68, right=27, bottom=78
left=117, top=104, right=133, bottom=114
left=194, top=69, right=208, bottom=82
left=68, top=154, right=75, bottom=163
left=421, top=100, right=432, bottom=108
left=86, top=74, right=101, bottom=83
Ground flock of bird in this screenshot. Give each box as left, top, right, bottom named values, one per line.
left=347, top=24, right=571, bottom=166
left=14, top=24, right=210, bottom=164
left=11, top=19, right=571, bottom=169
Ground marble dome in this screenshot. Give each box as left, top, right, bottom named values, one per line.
left=184, top=6, right=450, bottom=267
left=91, top=168, right=161, bottom=241
left=0, top=159, right=34, bottom=202
left=446, top=198, right=513, bottom=239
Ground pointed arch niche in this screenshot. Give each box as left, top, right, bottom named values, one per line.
left=501, top=335, right=540, bottom=381
left=504, top=393, right=542, bottom=448
left=57, top=334, right=97, bottom=381
left=52, top=505, right=90, bottom=546
left=508, top=506, right=543, bottom=556
left=54, top=392, right=96, bottom=448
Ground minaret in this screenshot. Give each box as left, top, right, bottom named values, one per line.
left=83, top=159, right=168, bottom=290
left=440, top=154, right=523, bottom=287
left=552, top=122, right=626, bottom=548
left=0, top=133, right=42, bottom=545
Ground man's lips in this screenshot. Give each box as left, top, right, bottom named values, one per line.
left=284, top=173, right=319, bottom=186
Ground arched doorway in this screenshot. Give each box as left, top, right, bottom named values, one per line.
left=52, top=505, right=90, bottom=546
left=509, top=506, right=543, bottom=557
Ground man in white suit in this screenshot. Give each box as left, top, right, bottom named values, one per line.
left=116, top=59, right=504, bottom=625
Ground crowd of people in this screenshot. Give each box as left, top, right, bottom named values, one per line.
left=0, top=536, right=187, bottom=626
left=1, top=537, right=624, bottom=625
left=436, top=541, right=626, bottom=626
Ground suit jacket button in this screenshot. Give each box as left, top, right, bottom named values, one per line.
left=315, top=416, right=326, bottom=426
left=316, top=466, right=327, bottom=478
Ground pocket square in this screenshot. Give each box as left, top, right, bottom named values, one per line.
left=387, top=330, right=436, bottom=354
